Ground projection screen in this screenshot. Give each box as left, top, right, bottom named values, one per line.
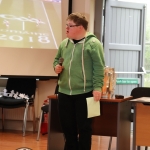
left=0, top=0, right=65, bottom=78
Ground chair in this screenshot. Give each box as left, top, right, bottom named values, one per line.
left=130, top=87, right=150, bottom=150
left=0, top=78, right=36, bottom=136
left=36, top=94, right=57, bottom=141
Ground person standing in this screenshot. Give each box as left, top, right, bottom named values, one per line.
left=53, top=12, right=105, bottom=150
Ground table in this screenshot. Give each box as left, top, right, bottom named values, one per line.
left=47, top=96, right=132, bottom=150
left=131, top=97, right=150, bottom=150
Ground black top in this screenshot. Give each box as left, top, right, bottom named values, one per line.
left=73, top=37, right=85, bottom=44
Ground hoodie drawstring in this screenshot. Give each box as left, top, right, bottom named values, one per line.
left=81, top=38, right=86, bottom=92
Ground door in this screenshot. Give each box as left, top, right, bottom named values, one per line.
left=104, top=0, right=146, bottom=96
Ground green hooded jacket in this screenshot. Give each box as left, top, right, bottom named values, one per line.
left=53, top=32, right=105, bottom=95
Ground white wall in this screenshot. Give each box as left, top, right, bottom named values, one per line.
left=72, top=0, right=95, bottom=33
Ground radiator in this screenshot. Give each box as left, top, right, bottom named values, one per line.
left=0, top=107, right=34, bottom=121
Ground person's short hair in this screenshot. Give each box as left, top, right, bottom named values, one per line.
left=67, top=12, right=88, bottom=30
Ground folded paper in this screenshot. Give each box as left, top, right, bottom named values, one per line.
left=130, top=97, right=150, bottom=102
left=86, top=97, right=100, bottom=118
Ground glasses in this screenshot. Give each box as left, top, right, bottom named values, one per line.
left=66, top=24, right=80, bottom=28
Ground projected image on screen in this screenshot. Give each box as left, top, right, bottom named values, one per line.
left=0, top=0, right=61, bottom=49
left=0, top=0, right=66, bottom=77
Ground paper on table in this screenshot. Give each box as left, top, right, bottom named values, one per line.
left=130, top=97, right=150, bottom=102
left=86, top=97, right=100, bottom=118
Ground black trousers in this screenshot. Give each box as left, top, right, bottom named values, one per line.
left=58, top=91, right=93, bottom=150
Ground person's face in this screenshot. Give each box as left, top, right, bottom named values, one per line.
left=66, top=20, right=81, bottom=39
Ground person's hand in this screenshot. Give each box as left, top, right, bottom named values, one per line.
left=54, top=64, right=64, bottom=74
left=93, top=90, right=102, bottom=101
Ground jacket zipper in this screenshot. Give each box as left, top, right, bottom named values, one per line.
left=69, top=44, right=76, bottom=95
